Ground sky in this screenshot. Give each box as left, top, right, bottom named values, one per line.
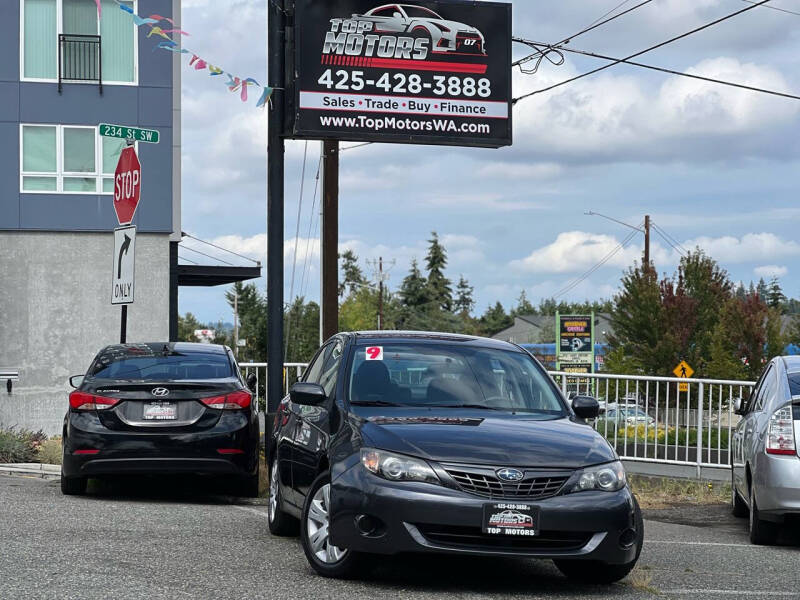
left=177, top=0, right=800, bottom=325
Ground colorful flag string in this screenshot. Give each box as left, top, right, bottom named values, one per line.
left=110, top=0, right=273, bottom=109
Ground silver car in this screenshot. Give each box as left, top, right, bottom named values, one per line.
left=732, top=356, right=800, bottom=544
left=353, top=4, right=486, bottom=55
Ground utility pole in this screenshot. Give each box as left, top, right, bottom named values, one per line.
left=233, top=290, right=239, bottom=359
left=378, top=257, right=384, bottom=330
left=644, top=214, right=651, bottom=270
left=266, top=0, right=285, bottom=429
left=321, top=140, right=339, bottom=341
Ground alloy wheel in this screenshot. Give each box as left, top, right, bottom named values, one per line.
left=306, top=483, right=348, bottom=564
left=269, top=460, right=279, bottom=522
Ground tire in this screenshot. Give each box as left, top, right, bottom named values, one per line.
left=749, top=486, right=778, bottom=545
left=554, top=497, right=644, bottom=585
left=731, top=471, right=748, bottom=518
left=268, top=457, right=299, bottom=536
left=60, top=474, right=87, bottom=496
left=300, top=472, right=363, bottom=579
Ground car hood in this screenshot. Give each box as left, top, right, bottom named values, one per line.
left=358, top=411, right=615, bottom=468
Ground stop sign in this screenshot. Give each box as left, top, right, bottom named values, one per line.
left=114, top=146, right=141, bottom=226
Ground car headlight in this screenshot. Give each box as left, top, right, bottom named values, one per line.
left=568, top=461, right=626, bottom=493
left=360, top=449, right=440, bottom=485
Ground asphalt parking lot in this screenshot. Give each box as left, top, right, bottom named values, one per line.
left=1, top=474, right=799, bottom=600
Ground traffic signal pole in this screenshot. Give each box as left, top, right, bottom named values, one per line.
left=267, top=0, right=286, bottom=431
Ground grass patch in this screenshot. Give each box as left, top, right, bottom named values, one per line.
left=629, top=474, right=730, bottom=510
left=627, top=566, right=659, bottom=594
left=0, top=427, right=47, bottom=463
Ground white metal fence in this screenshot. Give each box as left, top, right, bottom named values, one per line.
left=241, top=363, right=755, bottom=474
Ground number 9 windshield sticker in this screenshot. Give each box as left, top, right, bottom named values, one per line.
left=365, top=346, right=384, bottom=361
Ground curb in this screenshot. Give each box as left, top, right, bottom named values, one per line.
left=0, top=463, right=61, bottom=479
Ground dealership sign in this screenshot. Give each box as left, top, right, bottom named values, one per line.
left=291, top=1, right=512, bottom=148
left=556, top=315, right=595, bottom=373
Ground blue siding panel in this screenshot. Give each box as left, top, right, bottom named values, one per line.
left=1, top=0, right=175, bottom=234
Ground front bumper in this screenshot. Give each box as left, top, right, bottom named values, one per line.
left=62, top=411, right=258, bottom=478
left=330, top=462, right=639, bottom=563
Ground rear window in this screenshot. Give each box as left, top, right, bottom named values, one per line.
left=88, top=349, right=233, bottom=381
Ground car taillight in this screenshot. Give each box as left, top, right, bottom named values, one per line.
left=201, top=391, right=251, bottom=410
left=766, top=405, right=796, bottom=455
left=69, top=391, right=120, bottom=411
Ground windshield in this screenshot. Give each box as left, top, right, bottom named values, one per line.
left=347, top=343, right=566, bottom=415
left=88, top=351, right=233, bottom=381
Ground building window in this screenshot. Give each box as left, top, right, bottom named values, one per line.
left=20, top=124, right=134, bottom=194
left=21, top=0, right=137, bottom=84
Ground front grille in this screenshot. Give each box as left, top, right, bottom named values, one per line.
left=444, top=467, right=570, bottom=500
left=415, top=524, right=591, bottom=551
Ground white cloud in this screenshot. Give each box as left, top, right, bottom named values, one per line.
left=687, top=233, right=800, bottom=263
left=754, top=265, right=788, bottom=278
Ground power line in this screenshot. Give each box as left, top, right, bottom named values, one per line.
left=514, top=0, right=773, bottom=104
left=299, top=156, right=323, bottom=301
left=652, top=222, right=689, bottom=256
left=552, top=228, right=641, bottom=299
left=586, top=0, right=634, bottom=29
left=741, top=0, right=800, bottom=17
left=177, top=254, right=199, bottom=265
left=542, top=43, right=800, bottom=101
left=513, top=0, right=655, bottom=73
left=179, top=244, right=235, bottom=266
left=181, top=232, right=260, bottom=264
left=341, top=142, right=373, bottom=151
left=285, top=140, right=309, bottom=360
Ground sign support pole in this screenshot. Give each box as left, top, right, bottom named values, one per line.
left=120, top=305, right=128, bottom=344
left=321, top=140, right=339, bottom=341
left=267, top=0, right=286, bottom=432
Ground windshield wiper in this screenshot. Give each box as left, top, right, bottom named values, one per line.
left=350, top=400, right=405, bottom=407
left=427, top=404, right=504, bottom=411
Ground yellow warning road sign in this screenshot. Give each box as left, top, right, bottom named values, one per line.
left=673, top=360, right=694, bottom=379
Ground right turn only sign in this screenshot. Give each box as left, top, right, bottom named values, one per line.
left=112, top=226, right=136, bottom=305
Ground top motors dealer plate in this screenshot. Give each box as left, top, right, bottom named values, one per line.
left=291, top=0, right=512, bottom=148
left=482, top=503, right=539, bottom=536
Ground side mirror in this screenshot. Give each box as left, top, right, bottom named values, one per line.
left=290, top=382, right=326, bottom=406
left=246, top=373, right=258, bottom=393
left=734, top=398, right=744, bottom=415
left=69, top=375, right=84, bottom=389
left=572, top=396, right=600, bottom=420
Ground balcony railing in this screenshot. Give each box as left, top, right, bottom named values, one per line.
left=58, top=34, right=102, bottom=94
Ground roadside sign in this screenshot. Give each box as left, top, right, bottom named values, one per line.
left=100, top=123, right=160, bottom=144
left=674, top=360, right=694, bottom=392
left=290, top=0, right=513, bottom=148
left=113, top=146, right=142, bottom=226
left=112, top=226, right=136, bottom=305
left=557, top=315, right=594, bottom=366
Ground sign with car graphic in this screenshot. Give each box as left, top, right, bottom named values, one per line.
left=290, top=1, right=512, bottom=147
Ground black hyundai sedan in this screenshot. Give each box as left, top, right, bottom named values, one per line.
left=61, top=343, right=259, bottom=497
left=268, top=332, right=643, bottom=583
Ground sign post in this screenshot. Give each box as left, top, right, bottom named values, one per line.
left=112, top=143, right=141, bottom=344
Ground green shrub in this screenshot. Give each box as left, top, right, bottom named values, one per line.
left=0, top=427, right=48, bottom=463
left=37, top=437, right=63, bottom=465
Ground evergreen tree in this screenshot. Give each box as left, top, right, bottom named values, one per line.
left=399, top=259, right=428, bottom=308
left=766, top=277, right=786, bottom=310
left=178, top=313, right=202, bottom=342
left=512, top=290, right=535, bottom=317
left=454, top=276, right=475, bottom=316
left=425, top=232, right=453, bottom=311
left=284, top=298, right=321, bottom=362
left=756, top=278, right=768, bottom=299
left=479, top=302, right=513, bottom=337
left=339, top=249, right=367, bottom=298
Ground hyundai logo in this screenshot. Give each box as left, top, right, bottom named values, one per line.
left=496, top=468, right=524, bottom=482
left=151, top=387, right=170, bottom=398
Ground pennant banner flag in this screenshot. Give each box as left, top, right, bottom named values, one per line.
left=111, top=0, right=270, bottom=108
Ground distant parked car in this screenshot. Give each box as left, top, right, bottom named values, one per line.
left=600, top=408, right=655, bottom=429
left=731, top=356, right=800, bottom=544
left=61, top=343, right=260, bottom=497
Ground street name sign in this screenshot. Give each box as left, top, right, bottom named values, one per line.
left=114, top=146, right=142, bottom=226
left=112, top=226, right=136, bottom=305
left=100, top=123, right=160, bottom=144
